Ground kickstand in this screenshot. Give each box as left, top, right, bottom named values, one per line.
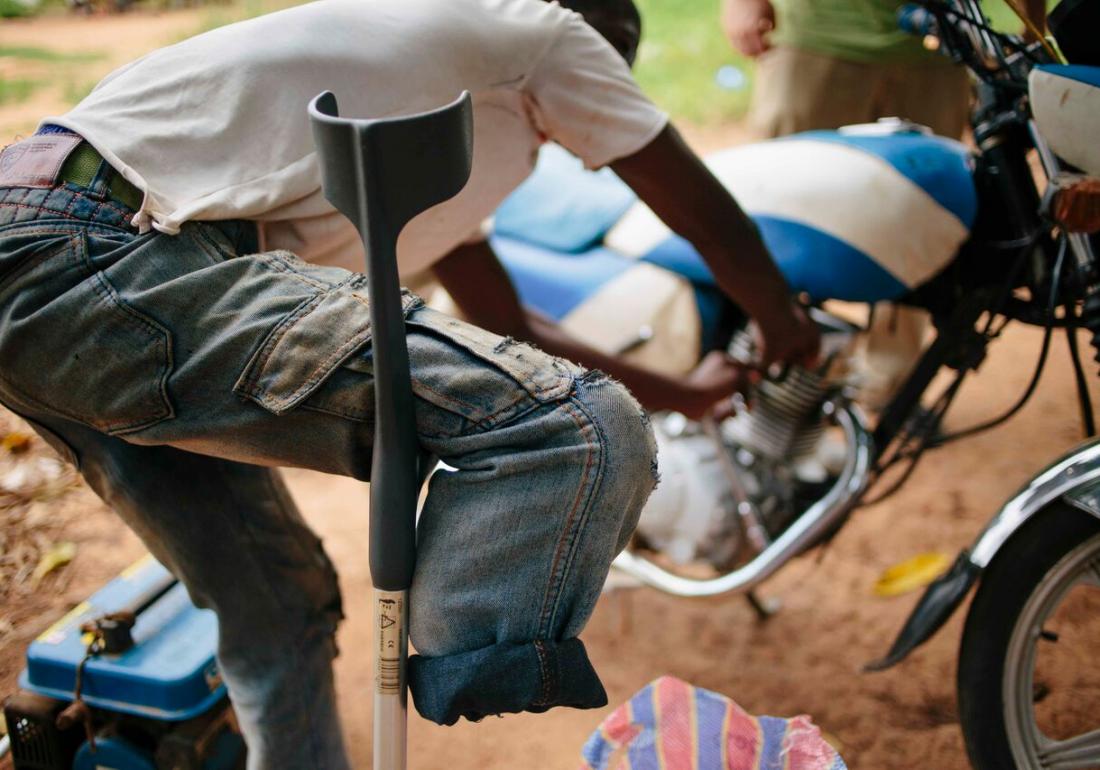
left=746, top=590, right=781, bottom=621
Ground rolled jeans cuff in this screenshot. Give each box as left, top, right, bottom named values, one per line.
left=407, top=638, right=607, bottom=726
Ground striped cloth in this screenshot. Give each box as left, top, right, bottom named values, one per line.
left=579, top=677, right=846, bottom=770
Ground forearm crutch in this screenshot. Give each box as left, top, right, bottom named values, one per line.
left=308, top=91, right=473, bottom=770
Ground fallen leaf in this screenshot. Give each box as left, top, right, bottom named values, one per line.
left=2, top=432, right=32, bottom=454
left=31, top=541, right=77, bottom=586
left=874, top=552, right=951, bottom=597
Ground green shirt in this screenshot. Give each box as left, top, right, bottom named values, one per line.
left=772, top=0, right=940, bottom=62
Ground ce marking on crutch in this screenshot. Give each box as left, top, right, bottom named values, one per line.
left=375, top=594, right=406, bottom=694
left=379, top=599, right=397, bottom=649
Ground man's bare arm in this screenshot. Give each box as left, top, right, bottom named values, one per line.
left=433, top=239, right=746, bottom=418
left=610, top=124, right=818, bottom=366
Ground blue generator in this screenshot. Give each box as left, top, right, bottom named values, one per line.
left=4, top=556, right=245, bottom=769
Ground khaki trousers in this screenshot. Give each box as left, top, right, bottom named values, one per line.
left=749, top=46, right=969, bottom=408
left=748, top=46, right=970, bottom=139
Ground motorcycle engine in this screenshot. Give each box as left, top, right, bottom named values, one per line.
left=635, top=310, right=857, bottom=569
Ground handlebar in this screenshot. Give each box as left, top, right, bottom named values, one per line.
left=897, top=3, right=937, bottom=37
left=897, top=0, right=1055, bottom=93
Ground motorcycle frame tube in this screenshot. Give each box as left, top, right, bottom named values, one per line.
left=968, top=437, right=1100, bottom=568
left=872, top=121, right=1055, bottom=458
left=871, top=287, right=995, bottom=454
left=612, top=400, right=873, bottom=597
left=374, top=588, right=409, bottom=770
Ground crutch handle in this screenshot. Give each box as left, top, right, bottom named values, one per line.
left=308, top=91, right=473, bottom=591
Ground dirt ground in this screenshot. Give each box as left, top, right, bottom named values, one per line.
left=2, top=7, right=1100, bottom=770
left=6, top=311, right=1099, bottom=770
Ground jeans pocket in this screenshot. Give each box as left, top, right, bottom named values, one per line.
left=0, top=226, right=74, bottom=293
left=408, top=307, right=577, bottom=402
left=234, top=293, right=579, bottom=436
left=399, top=307, right=579, bottom=432
left=233, top=281, right=420, bottom=415
left=0, top=230, right=174, bottom=435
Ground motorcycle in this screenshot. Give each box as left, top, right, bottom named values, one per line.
left=865, top=4, right=1100, bottom=768
left=475, top=0, right=1100, bottom=766
left=484, top=1, right=1095, bottom=582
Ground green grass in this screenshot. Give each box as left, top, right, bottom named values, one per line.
left=0, top=46, right=106, bottom=63
left=0, top=46, right=107, bottom=109
left=61, top=78, right=99, bottom=104
left=0, top=0, right=36, bottom=17
left=634, top=0, right=754, bottom=126
left=0, top=78, right=44, bottom=106
left=632, top=0, right=1059, bottom=126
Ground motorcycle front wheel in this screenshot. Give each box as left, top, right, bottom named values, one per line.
left=958, top=503, right=1100, bottom=770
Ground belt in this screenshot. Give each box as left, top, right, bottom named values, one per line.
left=57, top=141, right=144, bottom=212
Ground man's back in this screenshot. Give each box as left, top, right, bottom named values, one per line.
left=50, top=0, right=664, bottom=274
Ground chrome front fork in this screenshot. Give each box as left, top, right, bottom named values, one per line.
left=612, top=399, right=873, bottom=598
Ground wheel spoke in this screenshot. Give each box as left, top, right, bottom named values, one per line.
left=1038, top=728, right=1100, bottom=769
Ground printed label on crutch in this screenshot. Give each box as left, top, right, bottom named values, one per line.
left=375, top=593, right=406, bottom=695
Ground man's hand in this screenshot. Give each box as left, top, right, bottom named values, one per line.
left=680, top=349, right=755, bottom=420
left=434, top=240, right=756, bottom=418
left=755, top=302, right=821, bottom=369
left=721, top=0, right=776, bottom=58
left=612, top=126, right=818, bottom=379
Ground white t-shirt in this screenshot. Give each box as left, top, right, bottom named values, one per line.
left=47, top=0, right=667, bottom=276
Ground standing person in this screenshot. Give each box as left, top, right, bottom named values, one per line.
left=0, top=0, right=817, bottom=767
left=723, top=0, right=970, bottom=406
left=721, top=0, right=973, bottom=139
left=720, top=0, right=1044, bottom=406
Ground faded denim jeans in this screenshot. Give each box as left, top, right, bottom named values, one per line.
left=0, top=145, right=658, bottom=769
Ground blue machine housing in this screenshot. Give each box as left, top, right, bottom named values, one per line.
left=73, top=737, right=158, bottom=770
left=70, top=730, right=244, bottom=770
left=20, top=556, right=224, bottom=721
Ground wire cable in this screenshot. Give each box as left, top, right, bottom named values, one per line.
left=1065, top=310, right=1097, bottom=437
left=931, top=236, right=1066, bottom=447
left=860, top=238, right=1067, bottom=506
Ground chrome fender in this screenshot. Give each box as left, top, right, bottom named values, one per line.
left=969, top=437, right=1100, bottom=567
left=869, top=437, right=1100, bottom=670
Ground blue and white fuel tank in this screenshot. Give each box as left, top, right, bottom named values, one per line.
left=607, top=122, right=977, bottom=302
left=489, top=122, right=977, bottom=367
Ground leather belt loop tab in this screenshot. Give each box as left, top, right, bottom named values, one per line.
left=0, top=135, right=83, bottom=188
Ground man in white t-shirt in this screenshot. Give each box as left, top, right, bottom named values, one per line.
left=0, top=0, right=817, bottom=765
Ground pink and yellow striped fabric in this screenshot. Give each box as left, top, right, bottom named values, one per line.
left=579, top=677, right=846, bottom=770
